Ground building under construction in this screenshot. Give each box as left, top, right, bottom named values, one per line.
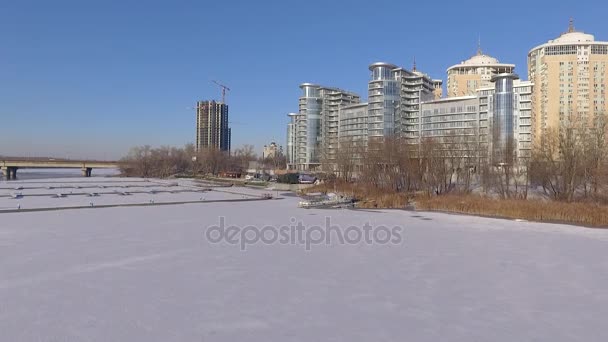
left=196, top=100, right=231, bottom=152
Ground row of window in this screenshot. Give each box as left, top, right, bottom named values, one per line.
left=422, top=106, right=478, bottom=116
left=545, top=45, right=577, bottom=55
left=423, top=121, right=478, bottom=130
left=423, top=113, right=478, bottom=123
left=591, top=45, right=608, bottom=54
left=421, top=128, right=476, bottom=137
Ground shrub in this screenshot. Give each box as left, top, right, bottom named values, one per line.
left=277, top=173, right=299, bottom=184
left=416, top=195, right=608, bottom=227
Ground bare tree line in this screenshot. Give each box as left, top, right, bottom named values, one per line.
left=328, top=116, right=608, bottom=203
left=530, top=115, right=608, bottom=202
left=120, top=144, right=285, bottom=178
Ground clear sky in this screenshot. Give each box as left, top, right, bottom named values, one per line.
left=1, top=0, right=607, bottom=160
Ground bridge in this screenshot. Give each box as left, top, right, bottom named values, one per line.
left=1, top=159, right=120, bottom=180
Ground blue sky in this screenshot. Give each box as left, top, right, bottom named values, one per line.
left=1, top=0, right=607, bottom=159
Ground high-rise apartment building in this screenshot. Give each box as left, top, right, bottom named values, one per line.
left=433, top=79, right=444, bottom=99
left=418, top=75, right=533, bottom=165
left=320, top=87, right=361, bottom=163
left=286, top=113, right=298, bottom=169
left=196, top=100, right=231, bottom=152
left=487, top=74, right=531, bottom=164
left=288, top=84, right=360, bottom=171
left=367, top=62, right=436, bottom=143
left=481, top=76, right=533, bottom=163
left=338, top=103, right=370, bottom=144
left=368, top=63, right=400, bottom=140
left=447, top=49, right=515, bottom=98
left=528, top=20, right=608, bottom=143
left=337, top=103, right=370, bottom=169
left=287, top=64, right=439, bottom=171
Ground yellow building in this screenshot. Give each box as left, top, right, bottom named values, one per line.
left=432, top=79, right=443, bottom=99
left=528, top=20, right=608, bottom=143
left=447, top=49, right=515, bottom=98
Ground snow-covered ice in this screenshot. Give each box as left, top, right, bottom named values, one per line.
left=1, top=177, right=608, bottom=341
left=0, top=177, right=259, bottom=210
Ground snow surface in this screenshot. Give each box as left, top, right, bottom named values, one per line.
left=1, top=178, right=608, bottom=341
left=0, top=177, right=260, bottom=210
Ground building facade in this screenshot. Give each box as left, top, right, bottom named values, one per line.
left=289, top=84, right=360, bottom=171
left=196, top=100, right=231, bottom=152
left=419, top=95, right=480, bottom=165
left=337, top=103, right=369, bottom=168
left=287, top=63, right=439, bottom=170
left=296, top=83, right=322, bottom=170
left=319, top=87, right=361, bottom=164
left=286, top=113, right=298, bottom=169
left=418, top=76, right=533, bottom=165
left=338, top=103, right=369, bottom=146
left=368, top=63, right=400, bottom=140
left=367, top=62, right=436, bottom=143
left=447, top=49, right=515, bottom=98
left=433, top=79, right=444, bottom=99
left=528, top=21, right=608, bottom=143
left=487, top=74, right=530, bottom=164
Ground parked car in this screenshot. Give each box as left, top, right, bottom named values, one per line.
left=298, top=174, right=317, bottom=184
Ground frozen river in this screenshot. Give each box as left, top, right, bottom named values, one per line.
left=1, top=177, right=608, bottom=341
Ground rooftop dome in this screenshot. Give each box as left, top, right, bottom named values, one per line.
left=447, top=48, right=514, bottom=72
left=551, top=31, right=595, bottom=44
left=462, top=52, right=500, bottom=65
left=547, top=19, right=595, bottom=44
left=528, top=19, right=607, bottom=54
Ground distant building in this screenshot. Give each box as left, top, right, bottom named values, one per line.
left=320, top=86, right=361, bottom=164
left=367, top=62, right=438, bottom=143
left=286, top=63, right=441, bottom=170
left=263, top=141, right=283, bottom=159
left=286, top=113, right=298, bottom=170
left=447, top=48, right=515, bottom=98
left=196, top=100, right=231, bottom=152
left=289, top=84, right=360, bottom=171
left=433, top=79, right=444, bottom=99
left=488, top=74, right=531, bottom=164
left=528, top=20, right=608, bottom=144
left=338, top=103, right=370, bottom=145
left=418, top=95, right=480, bottom=166
left=418, top=74, right=533, bottom=165
left=338, top=102, right=369, bottom=168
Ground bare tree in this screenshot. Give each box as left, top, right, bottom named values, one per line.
left=196, top=147, right=229, bottom=176
left=120, top=145, right=192, bottom=178
left=334, top=135, right=363, bottom=182
left=530, top=119, right=586, bottom=202
left=231, top=145, right=257, bottom=172
left=581, top=114, right=608, bottom=200
left=120, top=145, right=153, bottom=177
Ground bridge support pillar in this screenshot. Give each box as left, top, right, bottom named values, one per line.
left=2, top=167, right=18, bottom=180
left=82, top=167, right=92, bottom=177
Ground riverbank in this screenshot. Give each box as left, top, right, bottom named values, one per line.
left=303, top=182, right=608, bottom=228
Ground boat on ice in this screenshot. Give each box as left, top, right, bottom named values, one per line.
left=298, top=193, right=355, bottom=209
